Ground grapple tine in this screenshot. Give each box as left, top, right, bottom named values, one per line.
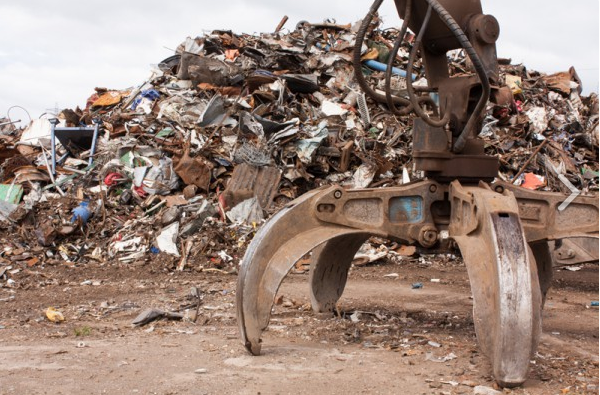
left=236, top=187, right=372, bottom=355
left=529, top=241, right=553, bottom=307
left=309, top=234, right=369, bottom=312
left=450, top=182, right=542, bottom=387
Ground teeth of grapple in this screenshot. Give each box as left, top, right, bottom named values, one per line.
left=309, top=234, right=369, bottom=313
left=236, top=187, right=373, bottom=355
left=450, top=183, right=541, bottom=387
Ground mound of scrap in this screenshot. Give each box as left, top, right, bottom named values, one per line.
left=0, top=20, right=597, bottom=272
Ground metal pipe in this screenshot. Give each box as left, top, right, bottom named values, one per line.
left=0, top=119, right=20, bottom=127
left=364, top=60, right=416, bottom=81
left=353, top=0, right=413, bottom=114
left=49, top=118, right=58, bottom=176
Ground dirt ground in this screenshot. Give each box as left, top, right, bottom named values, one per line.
left=0, top=256, right=598, bottom=395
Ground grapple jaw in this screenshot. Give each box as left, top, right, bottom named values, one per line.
left=236, top=179, right=598, bottom=387
left=236, top=187, right=378, bottom=355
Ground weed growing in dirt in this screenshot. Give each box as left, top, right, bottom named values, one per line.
left=74, top=326, right=92, bottom=337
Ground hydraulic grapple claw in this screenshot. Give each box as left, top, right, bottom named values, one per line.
left=236, top=187, right=376, bottom=355
left=449, top=182, right=542, bottom=386
left=309, top=234, right=369, bottom=312
left=236, top=179, right=598, bottom=387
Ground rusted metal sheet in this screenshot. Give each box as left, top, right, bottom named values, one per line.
left=173, top=149, right=213, bottom=192
left=222, top=163, right=281, bottom=210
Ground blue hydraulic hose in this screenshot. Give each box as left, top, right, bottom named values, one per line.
left=363, top=59, right=416, bottom=81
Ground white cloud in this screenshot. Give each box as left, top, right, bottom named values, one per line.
left=0, top=0, right=597, bottom=124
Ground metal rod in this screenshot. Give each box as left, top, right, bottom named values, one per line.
left=511, top=140, right=548, bottom=184
left=275, top=15, right=288, bottom=32
left=0, top=119, right=20, bottom=127
left=89, top=120, right=100, bottom=166
left=50, top=118, right=58, bottom=176
left=39, top=142, right=66, bottom=196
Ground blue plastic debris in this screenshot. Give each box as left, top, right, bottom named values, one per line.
left=131, top=89, right=160, bottom=110
left=591, top=301, right=599, bottom=307
left=411, top=282, right=423, bottom=289
left=71, top=201, right=92, bottom=224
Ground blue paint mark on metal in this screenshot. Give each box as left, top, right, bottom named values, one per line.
left=389, top=196, right=423, bottom=223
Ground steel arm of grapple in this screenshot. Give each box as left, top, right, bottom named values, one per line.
left=237, top=180, right=598, bottom=386
left=495, top=180, right=599, bottom=241
left=237, top=180, right=439, bottom=355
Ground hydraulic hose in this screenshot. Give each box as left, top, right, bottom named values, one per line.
left=422, top=0, right=491, bottom=152
left=384, top=1, right=413, bottom=115
left=405, top=5, right=450, bottom=127
left=353, top=0, right=413, bottom=115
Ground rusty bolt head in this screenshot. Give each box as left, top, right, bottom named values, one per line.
left=494, top=185, right=504, bottom=194
left=424, top=230, right=437, bottom=242
left=429, top=184, right=437, bottom=193
left=333, top=190, right=342, bottom=199
left=471, top=14, right=500, bottom=44
left=419, top=227, right=438, bottom=248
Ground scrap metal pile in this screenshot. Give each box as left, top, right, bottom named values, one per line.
left=0, top=18, right=597, bottom=272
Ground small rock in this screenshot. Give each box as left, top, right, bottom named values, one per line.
left=473, top=385, right=502, bottom=395
left=460, top=380, right=478, bottom=387
left=194, top=368, right=208, bottom=374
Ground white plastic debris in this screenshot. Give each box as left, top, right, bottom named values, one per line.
left=226, top=197, right=264, bottom=225
left=19, top=118, right=55, bottom=146
left=156, top=222, right=180, bottom=256
left=352, top=163, right=377, bottom=188
left=401, top=166, right=411, bottom=184
left=109, top=236, right=146, bottom=258
left=525, top=107, right=548, bottom=134
left=217, top=250, right=233, bottom=262
left=321, top=100, right=348, bottom=116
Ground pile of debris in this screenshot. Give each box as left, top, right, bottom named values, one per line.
left=0, top=18, right=597, bottom=273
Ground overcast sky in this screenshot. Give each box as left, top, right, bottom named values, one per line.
left=1, top=0, right=598, bottom=126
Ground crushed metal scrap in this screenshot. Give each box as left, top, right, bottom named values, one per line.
left=0, top=18, right=597, bottom=271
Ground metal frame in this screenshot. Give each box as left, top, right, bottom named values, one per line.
left=49, top=118, right=101, bottom=176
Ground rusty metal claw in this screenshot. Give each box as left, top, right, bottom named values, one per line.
left=309, top=234, right=369, bottom=312
left=236, top=178, right=597, bottom=387
left=450, top=182, right=542, bottom=387
left=236, top=187, right=375, bottom=355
